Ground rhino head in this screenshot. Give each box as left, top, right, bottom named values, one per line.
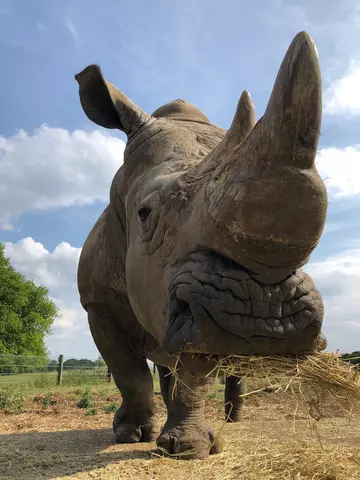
left=76, top=32, right=327, bottom=363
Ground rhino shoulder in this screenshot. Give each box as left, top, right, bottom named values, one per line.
left=78, top=205, right=127, bottom=308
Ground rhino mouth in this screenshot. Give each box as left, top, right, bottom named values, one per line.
left=164, top=251, right=324, bottom=356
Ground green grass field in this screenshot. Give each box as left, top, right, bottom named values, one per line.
left=0, top=371, right=57, bottom=386
left=0, top=369, right=162, bottom=397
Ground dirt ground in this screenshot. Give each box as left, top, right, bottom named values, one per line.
left=0, top=388, right=359, bottom=480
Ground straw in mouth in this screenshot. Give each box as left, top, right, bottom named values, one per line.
left=169, top=351, right=360, bottom=420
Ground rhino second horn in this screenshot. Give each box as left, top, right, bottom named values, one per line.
left=222, top=91, right=256, bottom=150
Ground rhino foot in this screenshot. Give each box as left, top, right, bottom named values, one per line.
left=115, top=421, right=157, bottom=443
left=156, top=424, right=223, bottom=459
left=113, top=407, right=157, bottom=443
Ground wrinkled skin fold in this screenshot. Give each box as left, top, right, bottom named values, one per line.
left=166, top=251, right=324, bottom=355
left=76, top=31, right=328, bottom=459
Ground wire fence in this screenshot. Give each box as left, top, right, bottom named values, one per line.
left=0, top=354, right=111, bottom=389
left=0, top=354, right=56, bottom=375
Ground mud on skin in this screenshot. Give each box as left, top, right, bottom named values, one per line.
left=76, top=31, right=328, bottom=459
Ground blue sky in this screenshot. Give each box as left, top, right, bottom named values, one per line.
left=1, top=0, right=360, bottom=359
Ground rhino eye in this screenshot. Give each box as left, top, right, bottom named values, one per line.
left=138, top=206, right=151, bottom=223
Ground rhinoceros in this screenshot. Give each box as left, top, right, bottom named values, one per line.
left=76, top=31, right=328, bottom=459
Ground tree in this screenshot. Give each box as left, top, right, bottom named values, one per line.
left=341, top=351, right=360, bottom=366
left=63, top=358, right=96, bottom=369
left=0, top=243, right=58, bottom=357
left=94, top=355, right=106, bottom=367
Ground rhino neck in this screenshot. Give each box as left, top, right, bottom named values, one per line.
left=119, top=118, right=224, bottom=189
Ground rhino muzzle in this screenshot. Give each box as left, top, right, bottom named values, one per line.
left=164, top=251, right=325, bottom=356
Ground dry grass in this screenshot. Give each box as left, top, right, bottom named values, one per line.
left=0, top=387, right=359, bottom=479
left=169, top=352, right=360, bottom=421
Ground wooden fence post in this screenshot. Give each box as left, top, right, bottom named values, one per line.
left=57, top=354, right=64, bottom=385
left=107, top=366, right=112, bottom=383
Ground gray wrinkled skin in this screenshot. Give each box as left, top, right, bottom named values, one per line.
left=76, top=32, right=328, bottom=459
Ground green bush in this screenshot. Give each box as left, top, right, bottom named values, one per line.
left=103, top=402, right=118, bottom=414
left=76, top=390, right=93, bottom=409
left=85, top=407, right=98, bottom=416
left=0, top=387, right=24, bottom=414
left=40, top=392, right=55, bottom=409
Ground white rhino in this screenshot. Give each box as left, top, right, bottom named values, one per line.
left=76, top=31, right=327, bottom=459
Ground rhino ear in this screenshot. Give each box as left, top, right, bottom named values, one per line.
left=75, top=64, right=152, bottom=138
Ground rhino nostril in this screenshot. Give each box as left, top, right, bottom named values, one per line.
left=184, top=303, right=195, bottom=324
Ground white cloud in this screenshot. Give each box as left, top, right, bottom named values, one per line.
left=1, top=222, right=15, bottom=232
left=323, top=223, right=344, bottom=233
left=5, top=237, right=80, bottom=288
left=3, top=237, right=95, bottom=359
left=305, top=249, right=360, bottom=353
left=316, top=145, right=360, bottom=198
left=0, top=125, right=125, bottom=230
left=324, top=61, right=360, bottom=116
left=65, top=18, right=78, bottom=40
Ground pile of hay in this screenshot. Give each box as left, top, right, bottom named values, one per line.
left=216, top=352, right=360, bottom=417
left=153, top=439, right=360, bottom=480
left=173, top=352, right=360, bottom=419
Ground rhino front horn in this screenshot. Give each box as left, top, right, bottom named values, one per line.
left=205, top=32, right=327, bottom=273
left=258, top=31, right=322, bottom=170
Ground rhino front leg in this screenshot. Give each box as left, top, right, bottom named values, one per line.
left=87, top=303, right=157, bottom=443
left=156, top=368, right=223, bottom=459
